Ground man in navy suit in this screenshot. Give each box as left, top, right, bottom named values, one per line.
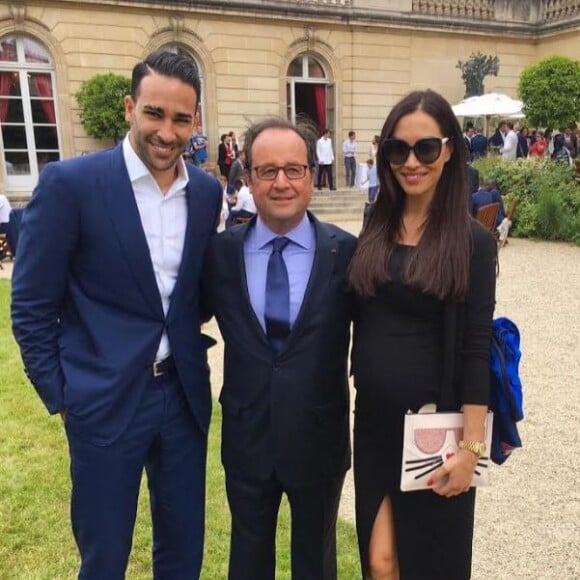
left=204, top=118, right=356, bottom=579
left=11, top=51, right=221, bottom=579
left=471, top=179, right=506, bottom=226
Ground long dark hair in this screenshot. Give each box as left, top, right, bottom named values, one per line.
left=348, top=89, right=471, bottom=302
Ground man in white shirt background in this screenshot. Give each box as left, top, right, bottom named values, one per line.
left=227, top=177, right=257, bottom=227
left=342, top=130, right=357, bottom=187
left=0, top=193, right=12, bottom=235
left=501, top=121, right=518, bottom=161
left=316, top=128, right=335, bottom=191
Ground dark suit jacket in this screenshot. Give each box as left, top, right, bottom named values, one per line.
left=516, top=133, right=529, bottom=158
left=470, top=134, right=488, bottom=159
left=467, top=164, right=480, bottom=196
left=204, top=212, right=357, bottom=487
left=11, top=144, right=222, bottom=444
left=471, top=187, right=505, bottom=225
left=463, top=135, right=472, bottom=160
left=228, top=158, right=245, bottom=187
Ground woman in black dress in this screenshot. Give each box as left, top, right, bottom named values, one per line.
left=348, top=90, right=496, bottom=579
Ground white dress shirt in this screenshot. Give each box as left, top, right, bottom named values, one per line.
left=501, top=130, right=518, bottom=160
left=231, top=186, right=256, bottom=213
left=122, top=136, right=189, bottom=361
left=316, top=136, right=334, bottom=165
left=0, top=194, right=12, bottom=223
left=342, top=139, right=357, bottom=157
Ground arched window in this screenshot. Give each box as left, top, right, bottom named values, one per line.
left=286, top=54, right=333, bottom=134
left=0, top=36, right=61, bottom=190
left=161, top=44, right=205, bottom=130
left=287, top=55, right=327, bottom=80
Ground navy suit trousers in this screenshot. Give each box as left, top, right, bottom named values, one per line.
left=65, top=373, right=207, bottom=580
left=225, top=472, right=344, bottom=580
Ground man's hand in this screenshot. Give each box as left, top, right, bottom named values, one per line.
left=59, top=409, right=67, bottom=421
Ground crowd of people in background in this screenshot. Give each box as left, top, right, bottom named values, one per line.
left=462, top=118, right=578, bottom=248
left=178, top=116, right=577, bottom=246
left=463, top=119, right=578, bottom=165
left=183, top=125, right=390, bottom=196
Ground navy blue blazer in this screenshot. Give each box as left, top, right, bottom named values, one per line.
left=11, top=144, right=222, bottom=444
left=204, top=213, right=357, bottom=487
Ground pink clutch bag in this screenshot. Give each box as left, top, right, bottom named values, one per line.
left=401, top=404, right=493, bottom=492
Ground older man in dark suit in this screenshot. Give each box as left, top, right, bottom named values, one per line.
left=204, top=117, right=356, bottom=580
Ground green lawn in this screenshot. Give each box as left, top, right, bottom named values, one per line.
left=0, top=280, right=360, bottom=579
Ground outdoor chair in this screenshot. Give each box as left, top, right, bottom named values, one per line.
left=506, top=198, right=519, bottom=222
left=475, top=202, right=500, bottom=241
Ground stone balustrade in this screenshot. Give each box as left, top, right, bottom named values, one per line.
left=294, top=0, right=352, bottom=5
left=276, top=0, right=580, bottom=24
left=544, top=0, right=580, bottom=20
left=64, top=0, right=580, bottom=26
left=412, top=0, right=494, bottom=20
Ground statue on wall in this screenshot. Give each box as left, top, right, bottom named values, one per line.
left=456, top=52, right=500, bottom=97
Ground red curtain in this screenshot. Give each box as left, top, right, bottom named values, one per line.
left=0, top=72, right=11, bottom=122
left=32, top=74, right=56, bottom=126
left=314, top=85, right=326, bottom=133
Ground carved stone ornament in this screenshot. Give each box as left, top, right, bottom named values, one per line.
left=9, top=3, right=27, bottom=26
left=169, top=15, right=184, bottom=35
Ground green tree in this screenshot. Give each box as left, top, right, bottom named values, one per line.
left=456, top=52, right=500, bottom=97
left=518, top=55, right=580, bottom=130
left=75, top=73, right=131, bottom=143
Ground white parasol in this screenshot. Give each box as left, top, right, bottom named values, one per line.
left=452, top=92, right=524, bottom=135
left=452, top=92, right=524, bottom=118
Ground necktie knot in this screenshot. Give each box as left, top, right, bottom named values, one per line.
left=272, top=236, right=290, bottom=254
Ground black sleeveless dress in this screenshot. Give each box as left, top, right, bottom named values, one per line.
left=352, top=245, right=476, bottom=580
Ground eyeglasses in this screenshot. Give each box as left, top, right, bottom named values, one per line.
left=253, top=165, right=310, bottom=181
left=382, top=137, right=450, bottom=165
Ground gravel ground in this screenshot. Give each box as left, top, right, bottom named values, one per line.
left=3, top=220, right=578, bottom=578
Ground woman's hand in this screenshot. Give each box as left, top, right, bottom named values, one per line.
left=426, top=450, right=478, bottom=497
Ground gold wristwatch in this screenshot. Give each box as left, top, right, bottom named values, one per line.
left=458, top=440, right=486, bottom=459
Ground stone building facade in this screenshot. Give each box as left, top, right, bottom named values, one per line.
left=1, top=0, right=580, bottom=198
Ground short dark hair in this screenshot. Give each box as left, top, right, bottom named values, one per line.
left=242, top=117, right=318, bottom=170
left=348, top=131, right=356, bottom=138
left=130, top=50, right=201, bottom=108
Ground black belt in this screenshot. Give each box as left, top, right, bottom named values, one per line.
left=151, top=355, right=177, bottom=379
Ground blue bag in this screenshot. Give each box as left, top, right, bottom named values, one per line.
left=489, top=317, right=524, bottom=465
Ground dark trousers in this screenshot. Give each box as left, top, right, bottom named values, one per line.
left=66, top=373, right=207, bottom=579
left=225, top=472, right=345, bottom=580
left=219, top=163, right=231, bottom=179
left=316, top=164, right=334, bottom=190
left=344, top=157, right=356, bottom=187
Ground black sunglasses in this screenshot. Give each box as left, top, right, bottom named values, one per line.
left=382, top=137, right=450, bottom=165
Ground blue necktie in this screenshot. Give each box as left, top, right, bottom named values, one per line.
left=265, top=236, right=291, bottom=352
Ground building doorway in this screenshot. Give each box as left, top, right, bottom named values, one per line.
left=286, top=54, right=334, bottom=136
